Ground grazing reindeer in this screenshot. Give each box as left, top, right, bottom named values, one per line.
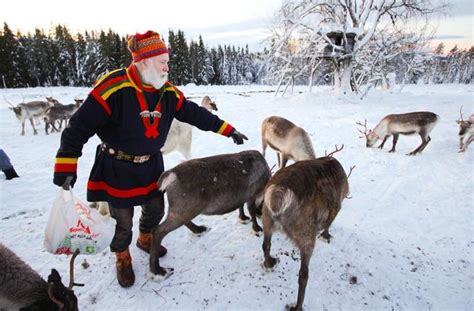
left=149, top=150, right=271, bottom=278
left=261, top=146, right=349, bottom=311
left=357, top=111, right=439, bottom=155
left=43, top=100, right=82, bottom=134
left=0, top=244, right=81, bottom=311
left=261, top=116, right=316, bottom=169
left=456, top=106, right=474, bottom=153
left=8, top=100, right=53, bottom=135
left=161, top=96, right=218, bottom=160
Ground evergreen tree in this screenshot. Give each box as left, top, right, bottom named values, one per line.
left=54, top=25, right=77, bottom=85
left=0, top=23, right=24, bottom=88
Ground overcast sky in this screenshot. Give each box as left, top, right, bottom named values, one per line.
left=1, top=0, right=472, bottom=51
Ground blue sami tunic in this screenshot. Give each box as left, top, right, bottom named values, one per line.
left=54, top=65, right=235, bottom=207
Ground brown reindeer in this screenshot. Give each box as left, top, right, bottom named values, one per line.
left=261, top=116, right=316, bottom=169
left=357, top=111, right=439, bottom=155
left=149, top=150, right=271, bottom=278
left=0, top=244, right=81, bottom=310
left=43, top=99, right=83, bottom=134
left=456, top=106, right=474, bottom=153
left=261, top=147, right=349, bottom=311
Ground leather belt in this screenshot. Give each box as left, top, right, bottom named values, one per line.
left=100, top=143, right=151, bottom=164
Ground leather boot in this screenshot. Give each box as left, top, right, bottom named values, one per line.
left=136, top=232, right=167, bottom=257
left=3, top=168, right=19, bottom=180
left=115, top=248, right=135, bottom=288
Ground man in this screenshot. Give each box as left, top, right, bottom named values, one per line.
left=52, top=31, right=247, bottom=288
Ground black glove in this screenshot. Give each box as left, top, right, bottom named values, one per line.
left=230, top=129, right=248, bottom=145
left=54, top=173, right=76, bottom=190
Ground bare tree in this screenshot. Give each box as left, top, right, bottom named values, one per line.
left=268, top=0, right=447, bottom=94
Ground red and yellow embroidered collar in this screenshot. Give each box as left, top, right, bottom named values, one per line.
left=126, top=65, right=164, bottom=139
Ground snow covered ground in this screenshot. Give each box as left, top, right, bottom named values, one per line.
left=0, top=83, right=473, bottom=311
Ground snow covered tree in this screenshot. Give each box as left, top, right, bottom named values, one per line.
left=269, top=0, right=447, bottom=94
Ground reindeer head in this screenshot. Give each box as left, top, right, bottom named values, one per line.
left=201, top=96, right=218, bottom=112
left=46, top=96, right=61, bottom=106
left=356, top=120, right=379, bottom=147
left=46, top=249, right=81, bottom=311
left=73, top=99, right=84, bottom=108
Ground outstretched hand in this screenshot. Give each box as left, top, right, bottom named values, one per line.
left=230, top=129, right=248, bottom=145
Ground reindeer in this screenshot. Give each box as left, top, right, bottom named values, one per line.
left=161, top=96, right=218, bottom=160
left=261, top=116, right=316, bottom=169
left=43, top=100, right=82, bottom=134
left=8, top=100, right=53, bottom=135
left=0, top=244, right=81, bottom=310
left=357, top=111, right=439, bottom=155
left=456, top=106, right=474, bottom=153
left=149, top=150, right=271, bottom=278
left=261, top=146, right=349, bottom=311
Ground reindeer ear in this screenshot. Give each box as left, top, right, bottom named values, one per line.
left=456, top=120, right=461, bottom=124
left=48, top=269, right=62, bottom=283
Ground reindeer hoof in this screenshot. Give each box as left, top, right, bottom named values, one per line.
left=285, top=303, right=298, bottom=311
left=262, top=257, right=279, bottom=271
left=239, top=215, right=250, bottom=223
left=193, top=226, right=210, bottom=236
left=149, top=267, right=174, bottom=282
left=239, top=218, right=250, bottom=225
left=318, top=233, right=333, bottom=244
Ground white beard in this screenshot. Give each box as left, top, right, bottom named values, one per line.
left=141, top=66, right=168, bottom=89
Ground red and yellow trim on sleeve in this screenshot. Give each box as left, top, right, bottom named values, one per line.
left=87, top=181, right=158, bottom=198
left=54, top=157, right=78, bottom=173
left=217, top=121, right=234, bottom=137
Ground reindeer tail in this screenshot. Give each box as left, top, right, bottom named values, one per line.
left=264, top=185, right=297, bottom=217
left=157, top=171, right=177, bottom=193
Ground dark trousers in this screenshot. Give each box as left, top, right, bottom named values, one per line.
left=108, top=193, right=165, bottom=252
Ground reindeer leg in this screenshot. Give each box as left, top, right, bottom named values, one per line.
left=150, top=218, right=182, bottom=277
left=247, top=201, right=262, bottom=233
left=408, top=133, right=427, bottom=155
left=459, top=137, right=465, bottom=150
left=21, top=121, right=25, bottom=136
left=276, top=152, right=281, bottom=169
left=389, top=134, right=399, bottom=153
left=417, top=136, right=431, bottom=153
left=280, top=155, right=289, bottom=169
left=262, top=139, right=267, bottom=157
left=262, top=207, right=277, bottom=269
left=318, top=205, right=341, bottom=243
left=238, top=205, right=250, bottom=222
left=29, top=118, right=37, bottom=135
left=287, top=245, right=314, bottom=311
left=460, top=135, right=474, bottom=152
left=185, top=221, right=208, bottom=234
left=378, top=135, right=389, bottom=149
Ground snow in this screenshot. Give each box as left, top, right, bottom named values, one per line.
left=1, top=84, right=473, bottom=311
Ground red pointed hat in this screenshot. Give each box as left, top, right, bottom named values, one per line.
left=127, top=31, right=169, bottom=62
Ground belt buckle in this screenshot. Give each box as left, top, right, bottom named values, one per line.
left=134, top=155, right=149, bottom=163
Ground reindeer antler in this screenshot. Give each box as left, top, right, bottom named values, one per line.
left=48, top=284, right=65, bottom=309
left=69, top=248, right=84, bottom=288
left=356, top=120, right=369, bottom=138
left=325, top=144, right=344, bottom=157
left=459, top=105, right=464, bottom=122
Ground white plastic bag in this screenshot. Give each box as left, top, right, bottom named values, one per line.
left=44, top=188, right=115, bottom=255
